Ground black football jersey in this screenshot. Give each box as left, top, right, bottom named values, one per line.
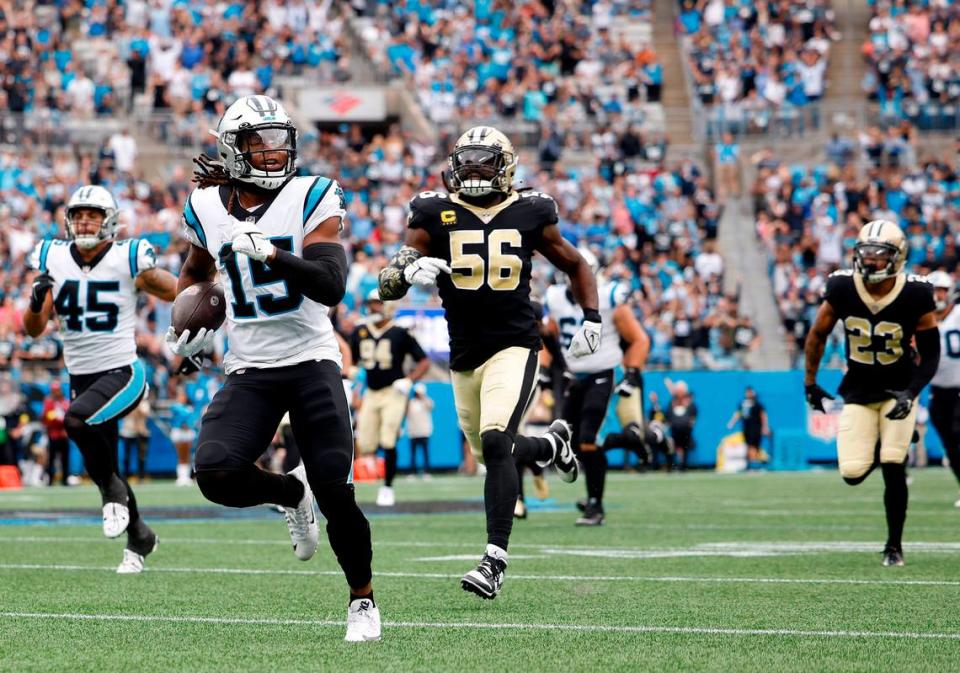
left=823, top=270, right=936, bottom=404
left=350, top=322, right=426, bottom=390
left=407, top=190, right=558, bottom=371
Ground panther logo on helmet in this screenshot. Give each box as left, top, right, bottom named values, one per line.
left=65, top=185, right=120, bottom=250
left=853, top=220, right=907, bottom=285
left=444, top=126, right=517, bottom=198
left=212, top=95, right=298, bottom=191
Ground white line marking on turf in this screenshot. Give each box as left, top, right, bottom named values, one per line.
left=2, top=563, right=960, bottom=587
left=1, top=611, right=958, bottom=640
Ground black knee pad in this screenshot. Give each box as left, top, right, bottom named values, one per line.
left=64, top=412, right=88, bottom=437
left=195, top=469, right=239, bottom=506
left=315, top=481, right=360, bottom=514
left=481, top=430, right=513, bottom=465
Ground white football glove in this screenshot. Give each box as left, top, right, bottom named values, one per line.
left=403, top=257, right=452, bottom=289
left=391, top=378, right=413, bottom=396
left=567, top=320, right=602, bottom=359
left=165, top=325, right=216, bottom=358
left=231, top=220, right=274, bottom=263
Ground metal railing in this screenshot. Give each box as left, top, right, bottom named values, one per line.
left=0, top=112, right=126, bottom=149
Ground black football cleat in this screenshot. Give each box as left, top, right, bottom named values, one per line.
left=575, top=503, right=605, bottom=526
left=460, top=554, right=507, bottom=600
left=882, top=545, right=905, bottom=567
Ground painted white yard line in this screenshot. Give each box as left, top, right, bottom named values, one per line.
left=4, top=536, right=960, bottom=554
left=2, top=562, right=960, bottom=587
left=1, top=610, right=958, bottom=640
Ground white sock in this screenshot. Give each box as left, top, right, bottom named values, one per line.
left=176, top=464, right=191, bottom=481
left=486, top=544, right=508, bottom=563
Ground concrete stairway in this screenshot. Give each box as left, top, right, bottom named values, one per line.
left=652, top=0, right=695, bottom=145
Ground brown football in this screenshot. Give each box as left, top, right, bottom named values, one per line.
left=171, top=281, right=226, bottom=337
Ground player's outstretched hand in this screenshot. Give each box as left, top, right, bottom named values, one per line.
left=884, top=390, right=913, bottom=420
left=165, top=325, right=215, bottom=358
left=231, top=220, right=275, bottom=263
left=403, top=257, right=451, bottom=288
left=568, top=320, right=602, bottom=359
left=804, top=383, right=835, bottom=413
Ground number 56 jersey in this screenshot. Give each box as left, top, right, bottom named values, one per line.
left=181, top=177, right=345, bottom=374
left=407, top=190, right=557, bottom=372
left=27, top=238, right=157, bottom=375
left=823, top=270, right=935, bottom=404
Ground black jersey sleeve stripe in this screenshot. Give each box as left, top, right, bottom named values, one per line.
left=506, top=348, right=539, bottom=435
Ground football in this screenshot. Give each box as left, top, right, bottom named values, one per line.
left=171, top=281, right=226, bottom=337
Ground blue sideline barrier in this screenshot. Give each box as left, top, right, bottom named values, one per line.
left=104, top=369, right=943, bottom=474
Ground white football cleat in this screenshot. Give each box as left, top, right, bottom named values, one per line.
left=344, top=597, right=381, bottom=642
left=543, top=420, right=578, bottom=483
left=283, top=465, right=319, bottom=561
left=117, top=549, right=145, bottom=574
left=376, top=486, right=395, bottom=507
left=102, top=502, right=130, bottom=538
left=954, top=495, right=960, bottom=508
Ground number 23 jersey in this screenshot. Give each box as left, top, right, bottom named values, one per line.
left=823, top=270, right=935, bottom=404
left=27, top=238, right=156, bottom=375
left=407, top=190, right=557, bottom=372
left=181, top=177, right=345, bottom=375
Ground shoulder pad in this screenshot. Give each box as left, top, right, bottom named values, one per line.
left=411, top=190, right=452, bottom=205
left=828, top=269, right=855, bottom=280
left=907, top=273, right=932, bottom=285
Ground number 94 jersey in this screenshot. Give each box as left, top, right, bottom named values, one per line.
left=824, top=270, right=935, bottom=404
left=27, top=238, right=157, bottom=375
left=407, top=189, right=557, bottom=372
left=181, top=177, right=345, bottom=374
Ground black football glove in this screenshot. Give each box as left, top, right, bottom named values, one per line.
left=615, top=367, right=643, bottom=397
left=804, top=383, right=835, bottom=413
left=29, top=272, right=54, bottom=313
left=885, top=389, right=914, bottom=420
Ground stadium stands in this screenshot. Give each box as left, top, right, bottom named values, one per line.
left=678, top=0, right=836, bottom=137
left=861, top=0, right=960, bottom=130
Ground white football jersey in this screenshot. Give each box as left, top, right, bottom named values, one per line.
left=181, top=176, right=345, bottom=375
left=545, top=280, right=629, bottom=374
left=933, top=305, right=960, bottom=387
left=27, top=238, right=157, bottom=375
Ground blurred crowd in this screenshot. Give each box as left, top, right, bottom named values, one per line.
left=751, top=121, right=959, bottom=364
left=0, top=0, right=349, bottom=130
left=352, top=0, right=668, bottom=164
left=678, top=0, right=835, bottom=137
left=861, top=0, right=960, bottom=130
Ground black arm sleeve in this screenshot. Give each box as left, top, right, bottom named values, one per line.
left=908, top=327, right=941, bottom=398
left=268, top=243, right=347, bottom=306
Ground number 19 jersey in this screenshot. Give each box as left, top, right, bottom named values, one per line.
left=181, top=177, right=346, bottom=375
left=27, top=238, right=156, bottom=375
left=407, top=190, right=557, bottom=372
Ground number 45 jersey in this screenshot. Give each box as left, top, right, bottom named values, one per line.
left=407, top=190, right=557, bottom=372
left=27, top=238, right=157, bottom=375
left=824, top=270, right=935, bottom=404
left=181, top=177, right=345, bottom=374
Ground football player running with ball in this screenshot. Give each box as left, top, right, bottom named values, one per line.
left=805, top=220, right=939, bottom=567
left=24, top=185, right=177, bottom=573
left=379, top=126, right=599, bottom=599
left=167, top=95, right=379, bottom=641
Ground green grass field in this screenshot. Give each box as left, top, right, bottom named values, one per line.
left=1, top=469, right=959, bottom=672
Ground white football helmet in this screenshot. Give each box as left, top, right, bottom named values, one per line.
left=853, top=220, right=907, bottom=284
left=446, top=126, right=517, bottom=197
left=212, top=95, right=297, bottom=190
left=65, top=185, right=120, bottom=249
left=928, top=270, right=954, bottom=311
